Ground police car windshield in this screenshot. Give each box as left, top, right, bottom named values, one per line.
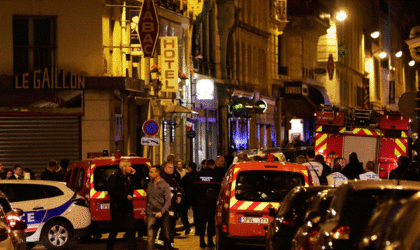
left=94, top=164, right=150, bottom=191
left=235, top=171, right=304, bottom=202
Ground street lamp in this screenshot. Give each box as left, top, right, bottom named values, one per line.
left=378, top=52, right=388, bottom=59
left=395, top=51, right=403, bottom=58
left=371, top=31, right=380, bottom=39
left=336, top=11, right=347, bottom=21
left=409, top=60, right=416, bottom=67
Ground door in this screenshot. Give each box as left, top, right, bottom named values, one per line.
left=342, top=136, right=379, bottom=166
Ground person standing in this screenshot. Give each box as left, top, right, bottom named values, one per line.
left=10, top=165, right=24, bottom=179
left=315, top=154, right=331, bottom=185
left=179, top=162, right=198, bottom=235
left=302, top=150, right=323, bottom=186
left=214, top=155, right=227, bottom=179
left=341, top=152, right=364, bottom=180
left=194, top=159, right=222, bottom=248
left=326, top=157, right=348, bottom=186
left=145, top=165, right=172, bottom=250
left=0, top=162, right=4, bottom=178
left=41, top=160, right=57, bottom=181
left=175, top=160, right=187, bottom=179
left=224, top=147, right=235, bottom=168
left=55, top=159, right=69, bottom=181
left=106, top=160, right=137, bottom=250
left=359, top=161, right=380, bottom=180
left=161, top=161, right=183, bottom=242
left=389, top=156, right=418, bottom=180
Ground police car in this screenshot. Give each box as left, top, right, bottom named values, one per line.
left=0, top=180, right=91, bottom=249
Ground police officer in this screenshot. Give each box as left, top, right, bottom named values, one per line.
left=194, top=159, right=222, bottom=248
left=107, top=160, right=136, bottom=250
left=161, top=161, right=182, bottom=247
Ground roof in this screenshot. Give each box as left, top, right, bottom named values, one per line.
left=232, top=161, right=308, bottom=171
left=343, top=179, right=420, bottom=191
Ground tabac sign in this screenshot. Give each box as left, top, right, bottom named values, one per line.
left=138, top=0, right=159, bottom=57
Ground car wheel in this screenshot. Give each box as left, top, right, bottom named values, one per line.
left=41, top=220, right=72, bottom=249
left=216, top=229, right=230, bottom=250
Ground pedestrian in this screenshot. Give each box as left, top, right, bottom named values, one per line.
left=0, top=162, right=4, bottom=178
left=2, top=168, right=13, bottom=179
left=55, top=159, right=69, bottom=181
left=167, top=154, right=181, bottom=183
left=175, top=160, right=187, bottom=179
left=145, top=165, right=172, bottom=250
left=237, top=152, right=249, bottom=163
left=214, top=155, right=227, bottom=179
left=106, top=160, right=137, bottom=250
left=23, top=168, right=35, bottom=179
left=326, top=157, right=348, bottom=186
left=179, top=162, right=198, bottom=235
left=194, top=159, right=222, bottom=248
left=200, top=159, right=208, bottom=172
left=296, top=155, right=306, bottom=164
left=341, top=152, right=364, bottom=180
left=161, top=161, right=183, bottom=243
left=389, top=156, right=418, bottom=180
left=41, top=160, right=57, bottom=181
left=302, top=150, right=323, bottom=185
left=359, top=161, right=380, bottom=180
left=224, top=146, right=235, bottom=168
left=10, top=165, right=24, bottom=179
left=315, top=154, right=331, bottom=185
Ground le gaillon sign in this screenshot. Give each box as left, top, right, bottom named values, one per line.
left=15, top=67, right=85, bottom=89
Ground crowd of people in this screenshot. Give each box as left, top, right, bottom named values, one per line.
left=0, top=159, right=69, bottom=181
left=107, top=153, right=230, bottom=250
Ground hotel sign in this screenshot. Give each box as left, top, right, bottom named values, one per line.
left=15, top=68, right=85, bottom=89
left=160, top=37, right=179, bottom=92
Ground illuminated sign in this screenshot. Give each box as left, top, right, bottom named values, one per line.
left=196, top=79, right=214, bottom=100
left=138, top=0, right=159, bottom=57
left=14, top=67, right=85, bottom=90
left=160, top=37, right=179, bottom=92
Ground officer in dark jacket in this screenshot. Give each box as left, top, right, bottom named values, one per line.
left=107, top=160, right=136, bottom=250
left=179, top=162, right=198, bottom=235
left=161, top=161, right=183, bottom=245
left=194, top=159, right=222, bottom=248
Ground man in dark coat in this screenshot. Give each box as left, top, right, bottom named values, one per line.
left=341, top=152, right=365, bottom=180
left=40, top=160, right=57, bottom=181
left=161, top=161, right=183, bottom=245
left=107, top=160, right=137, bottom=250
left=389, top=155, right=418, bottom=180
left=179, top=162, right=198, bottom=235
left=194, top=159, right=222, bottom=248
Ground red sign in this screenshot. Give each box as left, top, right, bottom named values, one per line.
left=142, top=119, right=160, bottom=137
left=138, top=0, right=159, bottom=57
left=327, top=54, right=335, bottom=80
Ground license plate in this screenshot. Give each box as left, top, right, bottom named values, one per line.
left=239, top=217, right=269, bottom=224
left=98, top=204, right=110, bottom=210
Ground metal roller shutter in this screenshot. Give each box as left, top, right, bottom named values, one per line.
left=0, top=116, right=80, bottom=179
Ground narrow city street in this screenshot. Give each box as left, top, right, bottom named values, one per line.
left=32, top=230, right=264, bottom=250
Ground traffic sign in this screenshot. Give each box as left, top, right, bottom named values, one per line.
left=141, top=137, right=160, bottom=146
left=138, top=0, right=159, bottom=57
left=186, top=130, right=196, bottom=138
left=142, top=119, right=160, bottom=136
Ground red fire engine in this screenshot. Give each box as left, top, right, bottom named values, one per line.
left=314, top=105, right=411, bottom=178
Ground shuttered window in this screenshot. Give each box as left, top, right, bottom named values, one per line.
left=0, top=116, right=80, bottom=178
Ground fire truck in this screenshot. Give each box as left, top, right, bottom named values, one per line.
left=314, top=105, right=411, bottom=178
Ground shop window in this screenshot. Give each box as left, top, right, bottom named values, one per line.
left=13, top=15, right=56, bottom=74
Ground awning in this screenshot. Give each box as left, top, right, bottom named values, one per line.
left=164, top=104, right=198, bottom=114
left=282, top=81, right=330, bottom=119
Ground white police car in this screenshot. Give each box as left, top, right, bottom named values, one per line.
left=0, top=180, right=91, bottom=249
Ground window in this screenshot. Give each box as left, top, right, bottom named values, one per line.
left=0, top=184, right=63, bottom=202
left=93, top=164, right=150, bottom=191
left=235, top=170, right=304, bottom=202
left=70, top=168, right=80, bottom=190
left=389, top=81, right=395, bottom=104
left=13, top=15, right=56, bottom=74
left=76, top=168, right=85, bottom=191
